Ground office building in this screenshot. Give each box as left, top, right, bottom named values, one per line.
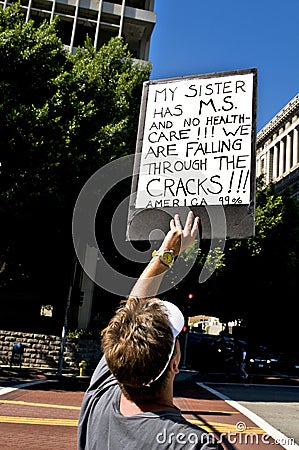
left=0, top=0, right=156, bottom=60
left=256, top=93, right=299, bottom=201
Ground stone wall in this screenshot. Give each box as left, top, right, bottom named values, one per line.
left=0, top=330, right=102, bottom=374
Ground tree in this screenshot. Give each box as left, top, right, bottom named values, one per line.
left=0, top=3, right=151, bottom=331
left=171, top=182, right=299, bottom=353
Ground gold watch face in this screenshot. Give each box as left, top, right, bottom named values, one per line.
left=163, top=252, right=173, bottom=264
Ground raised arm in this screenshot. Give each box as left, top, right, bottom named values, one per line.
left=129, top=211, right=200, bottom=299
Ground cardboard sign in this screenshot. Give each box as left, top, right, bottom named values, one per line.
left=127, top=68, right=257, bottom=240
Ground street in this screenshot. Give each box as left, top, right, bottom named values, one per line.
left=0, top=378, right=84, bottom=450
left=201, top=381, right=299, bottom=446
left=1, top=373, right=298, bottom=449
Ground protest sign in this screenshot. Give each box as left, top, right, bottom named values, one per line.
left=127, top=68, right=257, bottom=240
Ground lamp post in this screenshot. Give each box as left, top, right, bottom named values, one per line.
left=57, top=257, right=78, bottom=377
left=181, top=293, right=194, bottom=369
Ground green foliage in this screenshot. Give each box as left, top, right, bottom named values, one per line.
left=181, top=184, right=299, bottom=350
left=70, top=38, right=151, bottom=163
left=0, top=3, right=151, bottom=208
left=66, top=328, right=99, bottom=339
left=0, top=3, right=151, bottom=332
left=0, top=3, right=67, bottom=106
left=201, top=246, right=226, bottom=273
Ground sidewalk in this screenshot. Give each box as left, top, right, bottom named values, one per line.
left=0, top=365, right=90, bottom=391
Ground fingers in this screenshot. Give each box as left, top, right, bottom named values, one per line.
left=169, top=218, right=176, bottom=230
left=170, top=212, right=200, bottom=236
left=191, top=216, right=200, bottom=238
left=166, top=212, right=200, bottom=255
left=182, top=211, right=200, bottom=236
left=174, top=214, right=183, bottom=231
left=183, top=211, right=194, bottom=233
left=170, top=211, right=200, bottom=236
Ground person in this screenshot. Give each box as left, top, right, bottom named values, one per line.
left=221, top=340, right=235, bottom=379
left=10, top=342, right=24, bottom=368
left=78, top=212, right=223, bottom=450
left=235, top=344, right=248, bottom=380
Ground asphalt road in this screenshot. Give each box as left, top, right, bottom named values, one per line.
left=0, top=378, right=84, bottom=450
left=1, top=369, right=299, bottom=450
left=201, top=381, right=299, bottom=447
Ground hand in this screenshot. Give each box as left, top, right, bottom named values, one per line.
left=160, top=211, right=200, bottom=257
left=129, top=212, right=200, bottom=299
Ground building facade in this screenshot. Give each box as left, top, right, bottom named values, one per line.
left=1, top=0, right=156, bottom=60
left=256, top=93, right=299, bottom=201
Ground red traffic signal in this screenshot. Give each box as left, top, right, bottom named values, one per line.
left=188, top=293, right=194, bottom=300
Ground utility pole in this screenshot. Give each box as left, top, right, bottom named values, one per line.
left=181, top=328, right=189, bottom=369
left=57, top=258, right=78, bottom=377
left=181, top=293, right=194, bottom=369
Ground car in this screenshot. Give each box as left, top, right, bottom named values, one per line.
left=276, top=352, right=299, bottom=375
left=247, top=345, right=279, bottom=373
left=184, top=331, right=235, bottom=373
left=183, top=331, right=218, bottom=371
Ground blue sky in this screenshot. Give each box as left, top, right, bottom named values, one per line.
left=149, top=0, right=299, bottom=132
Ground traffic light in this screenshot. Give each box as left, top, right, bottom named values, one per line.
left=182, top=312, right=190, bottom=333
left=188, top=293, right=194, bottom=300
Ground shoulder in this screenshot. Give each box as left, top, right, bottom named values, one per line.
left=87, top=355, right=117, bottom=393
left=78, top=355, right=119, bottom=448
left=79, top=355, right=117, bottom=413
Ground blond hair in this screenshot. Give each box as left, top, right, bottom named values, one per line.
left=101, top=296, right=174, bottom=397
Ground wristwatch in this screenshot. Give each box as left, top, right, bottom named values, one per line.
left=152, top=249, right=175, bottom=268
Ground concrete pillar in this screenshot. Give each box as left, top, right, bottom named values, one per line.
left=273, top=144, right=279, bottom=179
left=256, top=156, right=261, bottom=178
left=264, top=150, right=270, bottom=184
left=293, top=126, right=299, bottom=166
left=278, top=139, right=285, bottom=176
left=77, top=245, right=98, bottom=329
left=286, top=132, right=292, bottom=171
left=266, top=147, right=274, bottom=184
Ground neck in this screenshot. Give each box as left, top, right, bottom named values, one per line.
left=120, top=383, right=177, bottom=416
left=120, top=394, right=178, bottom=416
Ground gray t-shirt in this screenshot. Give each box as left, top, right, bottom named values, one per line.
left=78, top=356, right=222, bottom=450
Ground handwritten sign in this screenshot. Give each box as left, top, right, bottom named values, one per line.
left=128, top=68, right=257, bottom=239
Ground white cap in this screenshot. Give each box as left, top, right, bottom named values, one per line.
left=143, top=300, right=185, bottom=386
left=162, top=300, right=185, bottom=338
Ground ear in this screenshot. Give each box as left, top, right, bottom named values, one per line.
left=170, top=358, right=180, bottom=375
